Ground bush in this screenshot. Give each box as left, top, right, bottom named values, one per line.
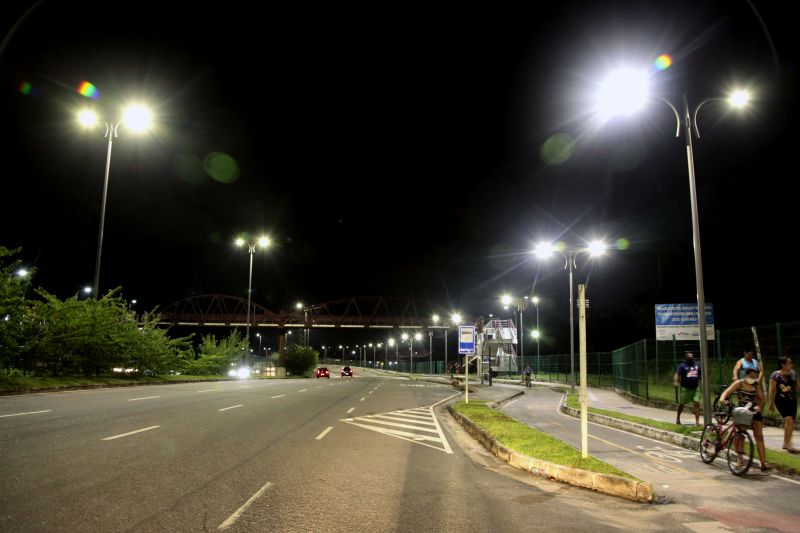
left=284, top=344, right=318, bottom=376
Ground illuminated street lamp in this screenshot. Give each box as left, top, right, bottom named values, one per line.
left=532, top=296, right=541, bottom=375
left=78, top=105, right=153, bottom=298
left=595, top=66, right=751, bottom=420
left=235, top=235, right=271, bottom=366
left=534, top=239, right=608, bottom=391
left=388, top=337, right=397, bottom=372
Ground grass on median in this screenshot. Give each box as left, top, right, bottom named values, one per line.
left=452, top=400, right=637, bottom=480
left=0, top=374, right=232, bottom=391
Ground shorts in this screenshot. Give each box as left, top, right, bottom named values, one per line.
left=776, top=397, right=797, bottom=419
left=680, top=387, right=701, bottom=405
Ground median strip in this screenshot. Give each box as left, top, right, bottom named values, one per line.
left=102, top=425, right=160, bottom=441
left=0, top=409, right=52, bottom=418
left=219, top=404, right=243, bottom=411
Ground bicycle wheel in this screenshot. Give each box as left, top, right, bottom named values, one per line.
left=726, top=429, right=754, bottom=476
left=699, top=424, right=721, bottom=464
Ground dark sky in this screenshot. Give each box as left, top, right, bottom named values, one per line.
left=1, top=1, right=797, bottom=352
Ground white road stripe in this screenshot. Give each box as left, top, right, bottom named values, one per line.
left=368, top=391, right=373, bottom=394
left=770, top=474, right=800, bottom=486
left=361, top=417, right=440, bottom=433
left=347, top=407, right=355, bottom=414
left=317, top=386, right=324, bottom=389
left=0, top=409, right=52, bottom=418
left=102, top=425, right=160, bottom=441
left=127, top=396, right=160, bottom=401
left=197, top=389, right=215, bottom=393
left=370, top=414, right=437, bottom=426
left=219, top=404, right=243, bottom=411
left=315, top=427, right=334, bottom=440
left=217, top=481, right=273, bottom=530
left=387, top=412, right=432, bottom=421
left=360, top=397, right=366, bottom=401
left=271, top=394, right=285, bottom=399
left=299, top=389, right=307, bottom=392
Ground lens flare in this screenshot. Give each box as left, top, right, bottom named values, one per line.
left=204, top=152, right=240, bottom=183
left=540, top=133, right=575, bottom=166
left=616, top=238, right=630, bottom=250
left=654, top=54, right=672, bottom=71
left=77, top=81, right=100, bottom=100
left=18, top=81, right=33, bottom=95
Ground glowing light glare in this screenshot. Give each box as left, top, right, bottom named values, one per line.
left=77, top=81, right=100, bottom=99
left=532, top=296, right=540, bottom=305
left=235, top=237, right=245, bottom=247
left=296, top=302, right=303, bottom=309
left=451, top=313, right=462, bottom=324
left=83, top=286, right=92, bottom=294
left=501, top=294, right=512, bottom=306
left=653, top=54, right=672, bottom=71
left=401, top=333, right=409, bottom=341
left=728, top=90, right=750, bottom=108
left=123, top=105, right=152, bottom=132
left=228, top=369, right=237, bottom=377
left=16, top=268, right=28, bottom=277
left=18, top=81, right=33, bottom=95
left=596, top=68, right=649, bottom=119
left=237, top=368, right=250, bottom=379
left=432, top=314, right=440, bottom=323
left=531, top=330, right=541, bottom=339
left=616, top=238, right=630, bottom=251
left=533, top=242, right=555, bottom=258
left=588, top=240, right=608, bottom=256
left=414, top=333, right=422, bottom=341
left=79, top=110, right=98, bottom=127
left=388, top=338, right=395, bottom=346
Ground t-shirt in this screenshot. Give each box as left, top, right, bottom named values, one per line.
left=738, top=358, right=759, bottom=379
left=676, top=361, right=701, bottom=389
left=771, top=370, right=797, bottom=402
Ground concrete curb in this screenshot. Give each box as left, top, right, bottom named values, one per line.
left=448, top=401, right=653, bottom=502
left=488, top=390, right=525, bottom=409
left=558, top=395, right=701, bottom=450
left=0, top=378, right=239, bottom=396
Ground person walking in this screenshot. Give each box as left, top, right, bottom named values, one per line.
left=674, top=351, right=701, bottom=426
left=769, top=355, right=797, bottom=453
left=733, top=349, right=763, bottom=383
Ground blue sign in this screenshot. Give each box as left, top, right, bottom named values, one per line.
left=655, top=303, right=715, bottom=341
left=458, top=325, right=476, bottom=354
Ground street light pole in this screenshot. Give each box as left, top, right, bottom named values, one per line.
left=92, top=127, right=115, bottom=298
left=534, top=296, right=541, bottom=376
left=236, top=235, right=270, bottom=367
left=429, top=330, right=433, bottom=374
left=568, top=250, right=575, bottom=390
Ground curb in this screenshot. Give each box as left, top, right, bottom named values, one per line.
left=558, top=394, right=701, bottom=450
left=448, top=401, right=653, bottom=503
left=489, top=390, right=525, bottom=409
left=0, top=377, right=238, bottom=396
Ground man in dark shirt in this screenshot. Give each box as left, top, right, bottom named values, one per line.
left=673, top=351, right=702, bottom=425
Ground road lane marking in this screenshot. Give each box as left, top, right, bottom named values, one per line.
left=771, top=474, right=800, bottom=486
left=127, top=396, right=160, bottom=401
left=0, top=410, right=52, bottom=418
left=368, top=391, right=373, bottom=394
left=271, top=394, right=285, bottom=399
left=317, top=386, right=324, bottom=389
left=299, top=389, right=307, bottom=392
left=197, top=389, right=215, bottom=393
left=315, top=427, right=334, bottom=440
left=219, top=404, right=243, bottom=412
left=102, top=425, right=160, bottom=441
left=360, top=397, right=366, bottom=401
left=217, top=481, right=273, bottom=530
left=347, top=407, right=355, bottom=414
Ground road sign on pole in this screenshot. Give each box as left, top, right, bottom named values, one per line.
left=458, top=326, right=475, bottom=354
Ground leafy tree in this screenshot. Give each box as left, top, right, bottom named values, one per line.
left=0, top=247, right=29, bottom=369
left=284, top=344, right=318, bottom=376
left=185, top=330, right=247, bottom=375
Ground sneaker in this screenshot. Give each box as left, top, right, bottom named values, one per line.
left=761, top=463, right=774, bottom=472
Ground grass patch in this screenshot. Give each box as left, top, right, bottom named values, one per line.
left=452, top=400, right=637, bottom=480
left=565, top=393, right=703, bottom=436
left=0, top=374, right=231, bottom=391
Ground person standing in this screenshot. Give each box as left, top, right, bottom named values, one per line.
left=733, top=349, right=763, bottom=383
left=720, top=368, right=773, bottom=471
left=769, top=355, right=797, bottom=453
left=674, top=351, right=702, bottom=426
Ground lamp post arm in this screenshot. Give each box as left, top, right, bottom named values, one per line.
left=653, top=97, right=681, bottom=138
left=692, top=97, right=724, bottom=139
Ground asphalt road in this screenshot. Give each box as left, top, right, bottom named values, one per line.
left=1, top=372, right=730, bottom=532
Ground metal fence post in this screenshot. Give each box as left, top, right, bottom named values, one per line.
left=644, top=339, right=649, bottom=400
left=716, top=329, right=722, bottom=391
left=777, top=322, right=783, bottom=357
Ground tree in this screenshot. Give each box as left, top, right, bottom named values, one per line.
left=284, top=344, right=318, bottom=376
left=0, top=247, right=28, bottom=370
left=185, top=330, right=247, bottom=375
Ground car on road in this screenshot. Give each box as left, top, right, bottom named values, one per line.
left=315, top=367, right=330, bottom=378
left=341, top=366, right=353, bottom=377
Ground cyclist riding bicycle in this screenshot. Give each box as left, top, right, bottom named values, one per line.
left=523, top=366, right=532, bottom=387
left=719, top=367, right=773, bottom=471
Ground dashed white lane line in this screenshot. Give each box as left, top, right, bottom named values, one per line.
left=299, top=389, right=307, bottom=392
left=360, top=397, right=366, bottom=402
left=315, top=427, right=334, bottom=440
left=197, top=389, right=215, bottom=393
left=271, top=395, right=285, bottom=399
left=102, top=425, right=160, bottom=441
left=0, top=410, right=52, bottom=418
left=317, top=386, right=324, bottom=389
left=219, top=404, right=243, bottom=412
left=368, top=391, right=373, bottom=394
left=347, top=407, right=355, bottom=414
left=127, top=396, right=160, bottom=401
left=217, top=481, right=273, bottom=530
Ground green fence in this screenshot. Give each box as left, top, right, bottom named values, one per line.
left=517, top=352, right=613, bottom=388
left=611, top=322, right=800, bottom=403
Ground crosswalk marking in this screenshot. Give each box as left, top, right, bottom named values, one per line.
left=341, top=403, right=453, bottom=454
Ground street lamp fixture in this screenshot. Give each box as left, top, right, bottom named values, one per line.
left=235, top=235, right=271, bottom=366
left=594, top=65, right=752, bottom=422
left=78, top=104, right=153, bottom=298
left=533, top=239, right=609, bottom=390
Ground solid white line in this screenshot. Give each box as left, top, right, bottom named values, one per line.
left=770, top=474, right=800, bottom=486
left=371, top=414, right=436, bottom=426
left=102, top=425, right=160, bottom=441
left=359, top=417, right=440, bottom=433
left=271, top=394, right=285, bottom=399
left=430, top=393, right=460, bottom=408
left=217, top=481, right=273, bottom=530
left=197, top=389, right=215, bottom=393
left=360, top=397, right=366, bottom=402
left=347, top=407, right=355, bottom=414
left=0, top=409, right=52, bottom=418
left=219, top=404, right=243, bottom=412
left=315, top=426, right=334, bottom=440
left=127, top=396, right=160, bottom=401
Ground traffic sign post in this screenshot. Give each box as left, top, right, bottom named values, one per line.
left=459, top=326, right=476, bottom=403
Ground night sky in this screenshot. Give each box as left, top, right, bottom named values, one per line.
left=1, top=1, right=797, bottom=353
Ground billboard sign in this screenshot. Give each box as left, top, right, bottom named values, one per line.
left=655, top=303, right=715, bottom=341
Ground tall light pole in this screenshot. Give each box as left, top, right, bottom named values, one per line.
left=388, top=338, right=397, bottom=372
left=595, top=66, right=751, bottom=420
left=296, top=302, right=307, bottom=345
left=339, top=345, right=344, bottom=362
left=449, top=313, right=461, bottom=373
left=534, top=240, right=608, bottom=391
left=235, top=235, right=271, bottom=366
left=79, top=105, right=152, bottom=298
left=257, top=333, right=262, bottom=356
left=533, top=296, right=540, bottom=376
left=501, top=294, right=527, bottom=374
left=322, top=345, right=327, bottom=363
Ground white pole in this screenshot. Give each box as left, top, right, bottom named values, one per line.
left=579, top=284, right=588, bottom=458
left=465, top=354, right=469, bottom=404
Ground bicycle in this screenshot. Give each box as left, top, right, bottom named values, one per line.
left=522, top=374, right=531, bottom=388
left=699, top=399, right=754, bottom=476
